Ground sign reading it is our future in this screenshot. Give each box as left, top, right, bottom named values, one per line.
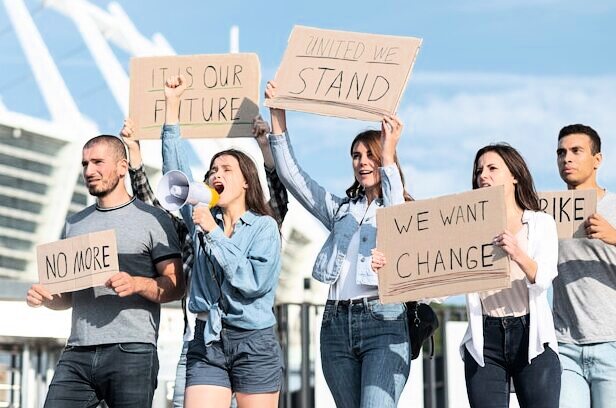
left=129, top=53, right=261, bottom=139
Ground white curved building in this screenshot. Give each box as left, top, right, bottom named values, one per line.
left=0, top=1, right=327, bottom=406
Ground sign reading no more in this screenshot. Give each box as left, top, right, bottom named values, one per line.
left=36, top=229, right=119, bottom=295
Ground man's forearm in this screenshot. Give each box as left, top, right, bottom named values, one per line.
left=134, top=275, right=185, bottom=303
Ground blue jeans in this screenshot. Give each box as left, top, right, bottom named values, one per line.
left=559, top=341, right=616, bottom=408
left=464, top=315, right=561, bottom=408
left=172, top=341, right=188, bottom=408
left=320, top=298, right=410, bottom=408
left=44, top=343, right=158, bottom=408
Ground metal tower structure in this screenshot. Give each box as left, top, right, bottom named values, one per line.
left=0, top=0, right=245, bottom=281
left=0, top=2, right=331, bottom=406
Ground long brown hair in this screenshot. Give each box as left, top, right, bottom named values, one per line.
left=208, top=149, right=275, bottom=219
left=472, top=144, right=540, bottom=211
left=345, top=130, right=412, bottom=201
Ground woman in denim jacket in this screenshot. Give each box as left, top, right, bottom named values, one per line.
left=266, top=81, right=412, bottom=407
left=462, top=144, right=561, bottom=408
left=162, top=76, right=284, bottom=408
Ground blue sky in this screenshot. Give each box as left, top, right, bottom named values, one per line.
left=1, top=0, right=615, bottom=199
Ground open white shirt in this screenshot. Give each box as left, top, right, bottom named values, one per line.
left=460, top=210, right=559, bottom=366
left=328, top=229, right=378, bottom=300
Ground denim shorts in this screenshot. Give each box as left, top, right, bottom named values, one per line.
left=186, top=320, right=284, bottom=393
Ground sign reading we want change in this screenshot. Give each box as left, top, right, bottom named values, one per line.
left=36, top=230, right=119, bottom=295
left=129, top=53, right=260, bottom=139
left=377, top=186, right=511, bottom=303
left=538, top=190, right=597, bottom=239
left=265, top=26, right=422, bottom=121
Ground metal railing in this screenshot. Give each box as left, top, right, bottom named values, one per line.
left=276, top=303, right=320, bottom=408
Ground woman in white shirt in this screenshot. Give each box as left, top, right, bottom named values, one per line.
left=461, top=143, right=561, bottom=408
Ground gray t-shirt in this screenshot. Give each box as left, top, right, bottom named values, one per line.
left=63, top=198, right=181, bottom=346
left=553, top=191, right=616, bottom=344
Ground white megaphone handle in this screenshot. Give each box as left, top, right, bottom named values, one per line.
left=193, top=203, right=208, bottom=234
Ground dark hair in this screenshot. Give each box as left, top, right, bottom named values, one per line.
left=208, top=149, right=275, bottom=219
left=83, top=135, right=127, bottom=161
left=472, top=143, right=540, bottom=211
left=558, top=124, right=601, bottom=154
left=345, top=130, right=413, bottom=201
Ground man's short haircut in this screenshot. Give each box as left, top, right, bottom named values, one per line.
left=558, top=124, right=601, bottom=155
left=83, top=135, right=128, bottom=161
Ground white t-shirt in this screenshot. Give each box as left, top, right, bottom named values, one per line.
left=328, top=229, right=378, bottom=300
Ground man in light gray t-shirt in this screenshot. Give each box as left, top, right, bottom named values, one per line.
left=26, top=135, right=182, bottom=408
left=552, top=124, right=616, bottom=408
left=64, top=197, right=181, bottom=347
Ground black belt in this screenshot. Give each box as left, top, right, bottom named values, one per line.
left=326, top=295, right=380, bottom=307
left=484, top=314, right=529, bottom=327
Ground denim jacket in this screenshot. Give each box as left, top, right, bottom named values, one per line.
left=162, top=124, right=281, bottom=345
left=269, top=131, right=405, bottom=285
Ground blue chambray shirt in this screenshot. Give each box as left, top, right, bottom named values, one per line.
left=270, top=131, right=405, bottom=285
left=162, top=124, right=281, bottom=345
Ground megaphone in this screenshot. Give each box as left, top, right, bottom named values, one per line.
left=156, top=170, right=219, bottom=211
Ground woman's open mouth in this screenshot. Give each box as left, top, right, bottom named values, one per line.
left=213, top=183, right=224, bottom=194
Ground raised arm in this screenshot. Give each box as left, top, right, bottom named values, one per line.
left=379, top=114, right=406, bottom=206
left=267, top=81, right=287, bottom=135
left=253, top=115, right=289, bottom=225
left=265, top=81, right=344, bottom=230
left=121, top=118, right=194, bottom=286
left=160, top=75, right=197, bottom=233
left=120, top=118, right=159, bottom=206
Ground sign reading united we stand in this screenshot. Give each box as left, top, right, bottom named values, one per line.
left=265, top=25, right=422, bottom=121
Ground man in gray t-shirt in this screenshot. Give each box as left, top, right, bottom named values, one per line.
left=26, top=135, right=183, bottom=408
left=552, top=124, right=616, bottom=408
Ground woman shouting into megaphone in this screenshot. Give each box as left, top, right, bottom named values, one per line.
left=161, top=74, right=284, bottom=408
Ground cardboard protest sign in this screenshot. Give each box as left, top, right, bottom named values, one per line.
left=36, top=230, right=119, bottom=295
left=129, top=53, right=260, bottom=139
left=538, top=190, right=597, bottom=239
left=265, top=25, right=422, bottom=121
left=377, top=186, right=510, bottom=303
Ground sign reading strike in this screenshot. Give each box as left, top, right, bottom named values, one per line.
left=129, top=53, right=261, bottom=139
left=265, top=26, right=422, bottom=121
left=376, top=186, right=511, bottom=303
left=538, top=190, right=597, bottom=239
left=36, top=230, right=119, bottom=295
